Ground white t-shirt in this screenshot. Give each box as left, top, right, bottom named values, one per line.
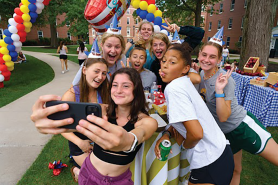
left=77, top=47, right=88, bottom=60
left=222, top=48, right=229, bottom=57
left=164, top=76, right=226, bottom=170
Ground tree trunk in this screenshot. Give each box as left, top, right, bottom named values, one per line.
left=194, top=0, right=202, bottom=27
left=240, top=0, right=277, bottom=71
left=50, top=23, right=58, bottom=48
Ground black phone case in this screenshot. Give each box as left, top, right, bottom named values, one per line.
left=46, top=101, right=102, bottom=130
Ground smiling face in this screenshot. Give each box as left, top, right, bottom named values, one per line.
left=152, top=38, right=167, bottom=60
left=160, top=49, right=190, bottom=83
left=102, top=36, right=122, bottom=66
left=82, top=62, right=107, bottom=89
left=130, top=49, right=146, bottom=73
left=111, top=73, right=134, bottom=106
left=140, top=23, right=153, bottom=41
left=198, top=45, right=221, bottom=72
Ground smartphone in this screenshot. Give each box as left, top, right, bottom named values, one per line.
left=45, top=101, right=102, bottom=130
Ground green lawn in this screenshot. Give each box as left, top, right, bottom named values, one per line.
left=0, top=55, right=54, bottom=108
left=51, top=54, right=79, bottom=65
left=22, top=45, right=91, bottom=55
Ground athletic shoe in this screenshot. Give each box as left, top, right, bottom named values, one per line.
left=62, top=71, right=65, bottom=74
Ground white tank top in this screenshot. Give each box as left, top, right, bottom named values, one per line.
left=60, top=45, right=67, bottom=55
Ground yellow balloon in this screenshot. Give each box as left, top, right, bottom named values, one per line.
left=162, top=19, right=165, bottom=23
left=139, top=1, right=148, bottom=10
left=20, top=5, right=29, bottom=14
left=147, top=4, right=156, bottom=13
left=132, top=0, right=140, bottom=9
left=22, top=14, right=31, bottom=22
left=0, top=47, right=9, bottom=55
left=24, top=21, right=32, bottom=28
left=154, top=10, right=162, bottom=17
left=3, top=55, right=12, bottom=62
left=21, top=0, right=30, bottom=6
left=25, top=27, right=31, bottom=33
left=8, top=66, right=14, bottom=71
left=5, top=61, right=14, bottom=68
left=0, top=40, right=8, bottom=47
left=3, top=35, right=6, bottom=38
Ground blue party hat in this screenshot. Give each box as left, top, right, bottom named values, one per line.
left=88, top=38, right=101, bottom=58
left=171, top=30, right=181, bottom=44
left=209, top=26, right=224, bottom=46
left=105, top=14, right=121, bottom=34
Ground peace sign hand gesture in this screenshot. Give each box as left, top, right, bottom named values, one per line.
left=161, top=18, right=180, bottom=33
left=215, top=68, right=234, bottom=93
left=121, top=58, right=131, bottom=68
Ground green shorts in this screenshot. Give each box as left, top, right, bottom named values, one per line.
left=225, top=112, right=272, bottom=154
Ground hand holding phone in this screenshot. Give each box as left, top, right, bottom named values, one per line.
left=46, top=101, right=102, bottom=130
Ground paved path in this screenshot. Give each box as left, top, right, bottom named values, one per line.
left=0, top=51, right=80, bottom=185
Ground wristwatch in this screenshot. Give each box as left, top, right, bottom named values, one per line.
left=215, top=93, right=225, bottom=98
left=123, top=132, right=138, bottom=153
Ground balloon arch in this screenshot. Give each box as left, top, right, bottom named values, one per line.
left=0, top=0, right=167, bottom=88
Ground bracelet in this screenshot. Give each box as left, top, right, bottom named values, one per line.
left=181, top=140, right=186, bottom=150
left=215, top=93, right=225, bottom=98
left=162, top=130, right=171, bottom=138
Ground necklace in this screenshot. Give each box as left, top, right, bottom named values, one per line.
left=204, top=67, right=218, bottom=80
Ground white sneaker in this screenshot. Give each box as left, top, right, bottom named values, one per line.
left=62, top=71, right=65, bottom=74
left=66, top=69, right=69, bottom=72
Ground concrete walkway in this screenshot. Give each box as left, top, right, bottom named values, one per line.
left=0, top=51, right=80, bottom=185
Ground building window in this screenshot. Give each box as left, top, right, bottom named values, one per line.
left=92, top=29, right=96, bottom=37
left=135, top=28, right=138, bottom=34
left=230, top=0, right=235, bottom=11
left=136, top=18, right=139, bottom=24
left=241, top=17, right=244, bottom=29
left=201, top=15, right=205, bottom=26
left=38, top=31, right=43, bottom=38
left=67, top=32, right=71, bottom=40
left=219, top=3, right=223, bottom=13
left=244, top=0, right=247, bottom=8
left=127, top=17, right=130, bottom=25
left=66, top=21, right=70, bottom=27
left=217, top=20, right=221, bottom=29
left=0, top=29, right=3, bottom=39
left=126, top=8, right=130, bottom=14
left=226, top=37, right=230, bottom=47
left=208, top=22, right=212, bottom=31
left=228, top=18, right=233, bottom=29
left=238, top=36, right=242, bottom=47
left=208, top=37, right=211, bottom=41
left=210, top=6, right=213, bottom=16
left=127, top=27, right=130, bottom=37
left=57, top=32, right=59, bottom=38
left=56, top=19, right=57, bottom=26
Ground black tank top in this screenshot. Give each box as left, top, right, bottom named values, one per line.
left=93, top=115, right=142, bottom=165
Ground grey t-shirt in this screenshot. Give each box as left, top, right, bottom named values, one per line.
left=199, top=69, right=247, bottom=133
left=140, top=69, right=157, bottom=91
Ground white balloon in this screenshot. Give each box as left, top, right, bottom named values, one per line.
left=160, top=30, right=168, bottom=36
left=8, top=26, right=18, bottom=34
left=168, top=36, right=173, bottom=42
left=14, top=41, right=22, bottom=48
left=36, top=8, right=43, bottom=14
left=13, top=13, right=17, bottom=18
left=37, top=0, right=44, bottom=2
left=0, top=74, right=4, bottom=82
left=15, top=47, right=22, bottom=52
left=36, top=2, right=45, bottom=10
left=154, top=25, right=161, bottom=33
left=8, top=18, right=17, bottom=26
left=11, top=34, right=20, bottom=42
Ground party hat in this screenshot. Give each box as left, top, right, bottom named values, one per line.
left=209, top=26, right=224, bottom=46
left=105, top=14, right=121, bottom=34
left=88, top=38, right=101, bottom=58
left=171, top=30, right=181, bottom=44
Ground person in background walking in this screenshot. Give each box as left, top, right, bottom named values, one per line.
left=77, top=42, right=88, bottom=66
left=57, top=41, right=68, bottom=74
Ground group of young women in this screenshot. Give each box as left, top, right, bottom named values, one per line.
left=31, top=19, right=278, bottom=185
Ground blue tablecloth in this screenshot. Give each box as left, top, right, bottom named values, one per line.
left=243, top=85, right=278, bottom=127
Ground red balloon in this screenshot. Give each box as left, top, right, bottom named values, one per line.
left=14, top=7, right=23, bottom=16
left=147, top=0, right=156, bottom=4
left=43, top=0, right=50, bottom=5
left=0, top=58, right=5, bottom=64
left=0, top=82, right=4, bottom=88
left=20, top=37, right=26, bottom=42
left=16, top=24, right=25, bottom=32
left=0, top=53, right=3, bottom=57
left=14, top=15, right=24, bottom=24
left=18, top=31, right=27, bottom=38
left=19, top=3, right=23, bottom=6
left=0, top=64, right=7, bottom=71
left=2, top=71, right=11, bottom=81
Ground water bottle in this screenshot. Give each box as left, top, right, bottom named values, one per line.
left=150, top=82, right=158, bottom=101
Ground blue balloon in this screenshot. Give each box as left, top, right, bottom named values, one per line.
left=8, top=24, right=11, bottom=27
left=30, top=18, right=37, bottom=23
left=139, top=10, right=148, bottom=19
left=28, top=4, right=37, bottom=12
left=154, top=17, right=162, bottom=26
left=7, top=44, right=16, bottom=52
left=4, top=37, right=13, bottom=45
left=29, top=12, right=38, bottom=19
left=4, top=29, right=12, bottom=37
left=12, top=56, right=18, bottom=62
left=161, top=23, right=168, bottom=30
left=136, top=8, right=142, bottom=16
left=146, top=13, right=155, bottom=22
left=28, top=0, right=36, bottom=3
left=10, top=51, right=18, bottom=58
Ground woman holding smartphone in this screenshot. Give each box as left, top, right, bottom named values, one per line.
left=31, top=68, right=158, bottom=184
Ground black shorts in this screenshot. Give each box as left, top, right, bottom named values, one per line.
left=189, top=145, right=234, bottom=185
left=59, top=55, right=67, bottom=60
left=78, top=59, right=86, bottom=66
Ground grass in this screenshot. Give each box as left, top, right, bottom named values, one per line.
left=51, top=54, right=79, bottom=65
left=0, top=55, right=54, bottom=108
left=22, top=45, right=91, bottom=55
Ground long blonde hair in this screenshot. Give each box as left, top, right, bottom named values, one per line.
left=101, top=33, right=126, bottom=56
